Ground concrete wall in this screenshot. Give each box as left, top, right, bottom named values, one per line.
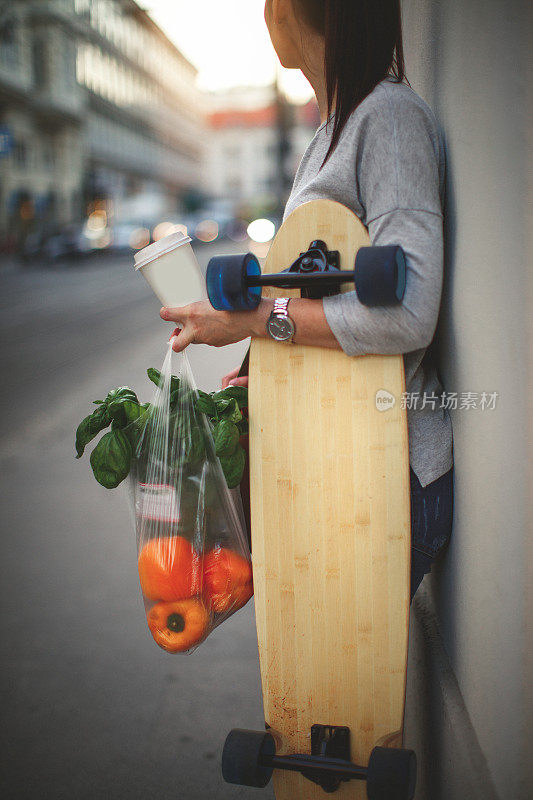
left=401, top=1, right=532, bottom=798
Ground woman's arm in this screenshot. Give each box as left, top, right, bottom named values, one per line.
left=160, top=295, right=343, bottom=352
left=319, top=85, right=445, bottom=357
left=160, top=209, right=443, bottom=356
left=161, top=212, right=443, bottom=356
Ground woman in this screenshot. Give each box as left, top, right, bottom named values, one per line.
left=160, top=0, right=454, bottom=601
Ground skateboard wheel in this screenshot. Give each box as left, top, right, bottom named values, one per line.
left=354, top=245, right=406, bottom=306
left=366, top=746, right=417, bottom=800
left=206, top=253, right=262, bottom=311
left=221, top=728, right=275, bottom=788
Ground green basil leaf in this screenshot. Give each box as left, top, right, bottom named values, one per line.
left=75, top=405, right=110, bottom=458
left=191, top=427, right=205, bottom=462
left=121, top=400, right=144, bottom=424
left=214, top=397, right=231, bottom=414
left=106, top=401, right=127, bottom=426
left=105, top=387, right=138, bottom=405
left=215, top=385, right=248, bottom=409
left=169, top=415, right=204, bottom=466
left=179, top=424, right=204, bottom=464
left=213, top=419, right=239, bottom=457
left=219, top=443, right=246, bottom=489
left=89, top=429, right=132, bottom=489
left=147, top=368, right=179, bottom=394
left=215, top=397, right=242, bottom=423
left=123, top=411, right=149, bottom=455
left=196, top=390, right=216, bottom=417
left=170, top=388, right=180, bottom=411
left=147, top=367, right=162, bottom=387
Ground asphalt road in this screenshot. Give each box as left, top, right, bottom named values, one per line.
left=0, top=244, right=275, bottom=800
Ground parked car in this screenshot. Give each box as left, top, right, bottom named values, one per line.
left=20, top=222, right=96, bottom=263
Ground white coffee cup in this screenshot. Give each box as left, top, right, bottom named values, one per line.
left=134, top=230, right=207, bottom=307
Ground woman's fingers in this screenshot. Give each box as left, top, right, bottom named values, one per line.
left=221, top=366, right=241, bottom=388
left=229, top=376, right=249, bottom=388
left=171, top=327, right=195, bottom=352
left=162, top=307, right=194, bottom=351
left=160, top=305, right=188, bottom=324
left=221, top=368, right=249, bottom=389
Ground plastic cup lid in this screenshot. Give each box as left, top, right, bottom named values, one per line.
left=134, top=230, right=192, bottom=270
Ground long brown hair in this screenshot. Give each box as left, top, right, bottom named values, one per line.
left=294, top=0, right=407, bottom=167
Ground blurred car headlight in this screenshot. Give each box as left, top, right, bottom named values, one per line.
left=86, top=210, right=107, bottom=231
left=129, top=227, right=151, bottom=250
left=247, top=218, right=275, bottom=243
left=94, top=231, right=111, bottom=249
left=195, top=219, right=218, bottom=243
left=153, top=221, right=179, bottom=241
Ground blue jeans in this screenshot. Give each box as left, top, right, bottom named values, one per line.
left=409, top=466, right=454, bottom=602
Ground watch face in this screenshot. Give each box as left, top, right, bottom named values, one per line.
left=268, top=315, right=294, bottom=341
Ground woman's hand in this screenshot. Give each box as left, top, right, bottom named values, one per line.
left=160, top=299, right=271, bottom=353
left=221, top=366, right=249, bottom=389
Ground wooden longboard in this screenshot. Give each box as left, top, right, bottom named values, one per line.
left=248, top=200, right=411, bottom=799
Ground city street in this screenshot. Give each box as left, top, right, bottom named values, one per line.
left=0, top=242, right=274, bottom=800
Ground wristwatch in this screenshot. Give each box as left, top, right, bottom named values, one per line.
left=266, top=298, right=295, bottom=342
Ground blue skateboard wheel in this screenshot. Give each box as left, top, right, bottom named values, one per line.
left=354, top=245, right=406, bottom=306
left=206, top=252, right=262, bottom=311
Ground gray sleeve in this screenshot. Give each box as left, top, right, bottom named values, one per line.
left=322, top=208, right=443, bottom=355
left=322, top=86, right=444, bottom=356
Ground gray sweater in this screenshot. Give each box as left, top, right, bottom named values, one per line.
left=283, top=78, right=453, bottom=487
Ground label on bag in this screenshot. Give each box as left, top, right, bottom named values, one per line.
left=136, top=483, right=180, bottom=523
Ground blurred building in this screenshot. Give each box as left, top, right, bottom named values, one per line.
left=0, top=0, right=84, bottom=248
left=76, top=0, right=204, bottom=223
left=205, top=84, right=320, bottom=217
left=0, top=0, right=205, bottom=250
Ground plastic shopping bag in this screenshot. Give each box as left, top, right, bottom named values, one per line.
left=130, top=345, right=252, bottom=653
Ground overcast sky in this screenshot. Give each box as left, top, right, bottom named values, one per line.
left=140, top=0, right=313, bottom=101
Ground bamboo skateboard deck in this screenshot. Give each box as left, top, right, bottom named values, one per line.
left=248, top=200, right=411, bottom=800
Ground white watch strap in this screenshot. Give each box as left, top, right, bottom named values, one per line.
left=273, top=297, right=290, bottom=317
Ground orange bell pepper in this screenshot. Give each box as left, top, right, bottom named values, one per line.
left=202, top=547, right=253, bottom=614
left=138, top=536, right=201, bottom=601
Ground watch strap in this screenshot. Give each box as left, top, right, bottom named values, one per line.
left=273, top=297, right=291, bottom=318
left=266, top=297, right=295, bottom=341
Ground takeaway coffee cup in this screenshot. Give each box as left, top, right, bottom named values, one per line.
left=134, top=230, right=207, bottom=307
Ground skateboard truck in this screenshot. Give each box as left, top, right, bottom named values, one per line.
left=206, top=239, right=406, bottom=311
left=280, top=239, right=341, bottom=300
left=302, top=724, right=356, bottom=792
left=222, top=726, right=417, bottom=799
